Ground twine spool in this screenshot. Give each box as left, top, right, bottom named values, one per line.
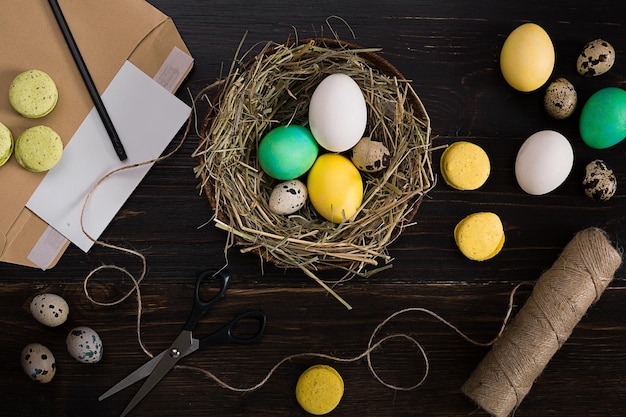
left=462, top=227, right=622, bottom=417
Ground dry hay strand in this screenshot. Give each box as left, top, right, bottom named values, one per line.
left=194, top=37, right=434, bottom=306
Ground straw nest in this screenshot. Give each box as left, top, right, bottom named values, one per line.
left=194, top=37, right=433, bottom=306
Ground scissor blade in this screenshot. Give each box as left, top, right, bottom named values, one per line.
left=99, top=350, right=167, bottom=401
left=119, top=331, right=194, bottom=417
left=99, top=338, right=200, bottom=402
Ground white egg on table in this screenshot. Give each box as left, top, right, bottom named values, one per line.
left=21, top=343, right=56, bottom=383
left=29, top=293, right=69, bottom=327
left=66, top=326, right=104, bottom=363
left=515, top=130, right=574, bottom=195
left=308, top=73, right=367, bottom=152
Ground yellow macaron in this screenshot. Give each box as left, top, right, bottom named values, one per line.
left=454, top=212, right=505, bottom=261
left=14, top=125, right=63, bottom=172
left=0, top=122, right=13, bottom=167
left=9, top=69, right=59, bottom=118
left=295, top=365, right=344, bottom=415
left=440, top=141, right=490, bottom=190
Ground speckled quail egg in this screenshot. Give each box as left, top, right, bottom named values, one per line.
left=268, top=179, right=308, bottom=215
left=29, top=293, right=69, bottom=327
left=544, top=78, right=577, bottom=119
left=66, top=326, right=103, bottom=363
left=582, top=159, right=617, bottom=201
left=21, top=343, right=56, bottom=383
left=350, top=137, right=391, bottom=173
left=577, top=39, right=615, bottom=77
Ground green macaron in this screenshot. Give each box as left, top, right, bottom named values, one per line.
left=14, top=125, right=63, bottom=172
left=9, top=69, right=59, bottom=119
left=0, top=122, right=13, bottom=167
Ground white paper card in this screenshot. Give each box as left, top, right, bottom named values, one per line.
left=27, top=61, right=191, bottom=252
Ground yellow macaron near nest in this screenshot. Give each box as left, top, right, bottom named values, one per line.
left=440, top=141, right=491, bottom=190
left=14, top=125, right=64, bottom=172
left=0, top=122, right=13, bottom=167
left=9, top=69, right=59, bottom=119
left=454, top=212, right=505, bottom=261
left=295, top=364, right=344, bottom=415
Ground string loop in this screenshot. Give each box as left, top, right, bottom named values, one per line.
left=144, top=285, right=528, bottom=393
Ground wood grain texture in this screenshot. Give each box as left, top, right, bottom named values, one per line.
left=2, top=1, right=626, bottom=416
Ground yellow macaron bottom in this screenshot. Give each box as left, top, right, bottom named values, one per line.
left=440, top=141, right=490, bottom=190
left=454, top=212, right=505, bottom=261
left=0, top=122, right=14, bottom=166
left=9, top=69, right=59, bottom=119
left=295, top=365, right=344, bottom=415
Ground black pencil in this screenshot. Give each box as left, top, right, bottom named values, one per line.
left=48, top=0, right=128, bottom=161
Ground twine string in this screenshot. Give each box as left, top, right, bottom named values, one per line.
left=141, top=228, right=621, bottom=404
left=123, top=284, right=528, bottom=393
left=462, top=227, right=622, bottom=417
left=81, top=86, right=213, bottom=357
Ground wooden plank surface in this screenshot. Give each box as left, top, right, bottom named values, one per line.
left=2, top=1, right=626, bottom=416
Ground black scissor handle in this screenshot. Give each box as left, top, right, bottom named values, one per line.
left=184, top=269, right=231, bottom=331
left=198, top=310, right=267, bottom=348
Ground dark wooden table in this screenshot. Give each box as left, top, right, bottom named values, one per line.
left=3, top=1, right=626, bottom=416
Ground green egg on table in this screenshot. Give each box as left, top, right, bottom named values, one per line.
left=579, top=87, right=626, bottom=149
left=258, top=125, right=318, bottom=180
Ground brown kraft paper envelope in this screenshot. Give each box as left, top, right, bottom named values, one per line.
left=0, top=0, right=193, bottom=269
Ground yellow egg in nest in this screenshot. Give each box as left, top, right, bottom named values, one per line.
left=307, top=153, right=363, bottom=224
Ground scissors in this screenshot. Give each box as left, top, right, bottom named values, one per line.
left=99, top=269, right=266, bottom=417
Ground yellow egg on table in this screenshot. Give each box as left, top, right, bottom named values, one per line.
left=500, top=23, right=555, bottom=92
left=307, top=153, right=363, bottom=223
